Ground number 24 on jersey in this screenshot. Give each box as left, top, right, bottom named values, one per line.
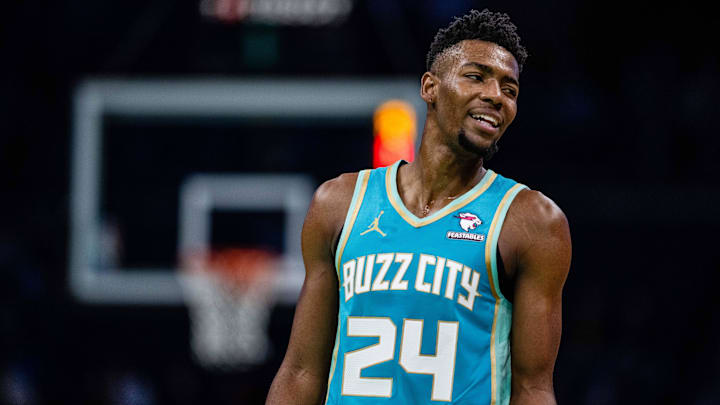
left=342, top=317, right=459, bottom=401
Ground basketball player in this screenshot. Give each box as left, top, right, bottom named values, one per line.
left=267, top=9, right=571, bottom=405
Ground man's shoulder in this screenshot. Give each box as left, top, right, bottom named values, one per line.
left=496, top=187, right=571, bottom=284
left=508, top=188, right=567, bottom=230
left=500, top=187, right=569, bottom=251
left=305, top=171, right=364, bottom=238
left=312, top=172, right=361, bottom=212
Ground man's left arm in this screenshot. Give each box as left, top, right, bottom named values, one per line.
left=500, top=189, right=572, bottom=405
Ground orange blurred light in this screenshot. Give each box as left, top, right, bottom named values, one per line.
left=373, top=100, right=416, bottom=168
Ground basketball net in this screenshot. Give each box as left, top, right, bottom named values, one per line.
left=180, top=247, right=278, bottom=370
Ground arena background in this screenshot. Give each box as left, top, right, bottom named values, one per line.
left=2, top=1, right=719, bottom=404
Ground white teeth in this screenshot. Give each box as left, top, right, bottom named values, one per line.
left=470, top=113, right=499, bottom=127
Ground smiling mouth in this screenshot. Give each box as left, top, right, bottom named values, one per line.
left=468, top=113, right=500, bottom=128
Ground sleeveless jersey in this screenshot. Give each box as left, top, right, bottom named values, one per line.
left=324, top=160, right=527, bottom=405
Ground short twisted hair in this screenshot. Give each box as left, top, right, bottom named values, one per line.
left=426, top=9, right=527, bottom=73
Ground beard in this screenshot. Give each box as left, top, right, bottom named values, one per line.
left=458, top=129, right=500, bottom=161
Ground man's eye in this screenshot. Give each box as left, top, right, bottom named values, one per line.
left=466, top=74, right=483, bottom=81
left=504, top=88, right=518, bottom=97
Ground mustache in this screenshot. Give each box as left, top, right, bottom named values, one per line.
left=458, top=129, right=500, bottom=161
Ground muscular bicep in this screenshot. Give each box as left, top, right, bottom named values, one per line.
left=278, top=189, right=341, bottom=381
left=266, top=174, right=356, bottom=404
left=266, top=219, right=338, bottom=403
left=502, top=190, right=571, bottom=402
left=281, top=246, right=338, bottom=378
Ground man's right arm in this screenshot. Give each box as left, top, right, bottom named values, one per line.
left=265, top=173, right=358, bottom=405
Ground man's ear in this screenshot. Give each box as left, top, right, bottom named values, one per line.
left=420, top=71, right=438, bottom=105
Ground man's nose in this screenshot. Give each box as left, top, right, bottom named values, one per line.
left=479, top=79, right=502, bottom=109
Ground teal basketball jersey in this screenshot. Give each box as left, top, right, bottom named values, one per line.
left=324, top=160, right=527, bottom=404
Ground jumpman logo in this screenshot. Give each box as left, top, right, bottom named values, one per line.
left=360, top=211, right=387, bottom=237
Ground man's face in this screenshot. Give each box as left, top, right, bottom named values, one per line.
left=426, top=40, right=520, bottom=157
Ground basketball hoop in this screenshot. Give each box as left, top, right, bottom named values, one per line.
left=180, top=247, right=278, bottom=370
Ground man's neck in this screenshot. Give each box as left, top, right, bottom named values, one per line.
left=397, top=127, right=487, bottom=216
